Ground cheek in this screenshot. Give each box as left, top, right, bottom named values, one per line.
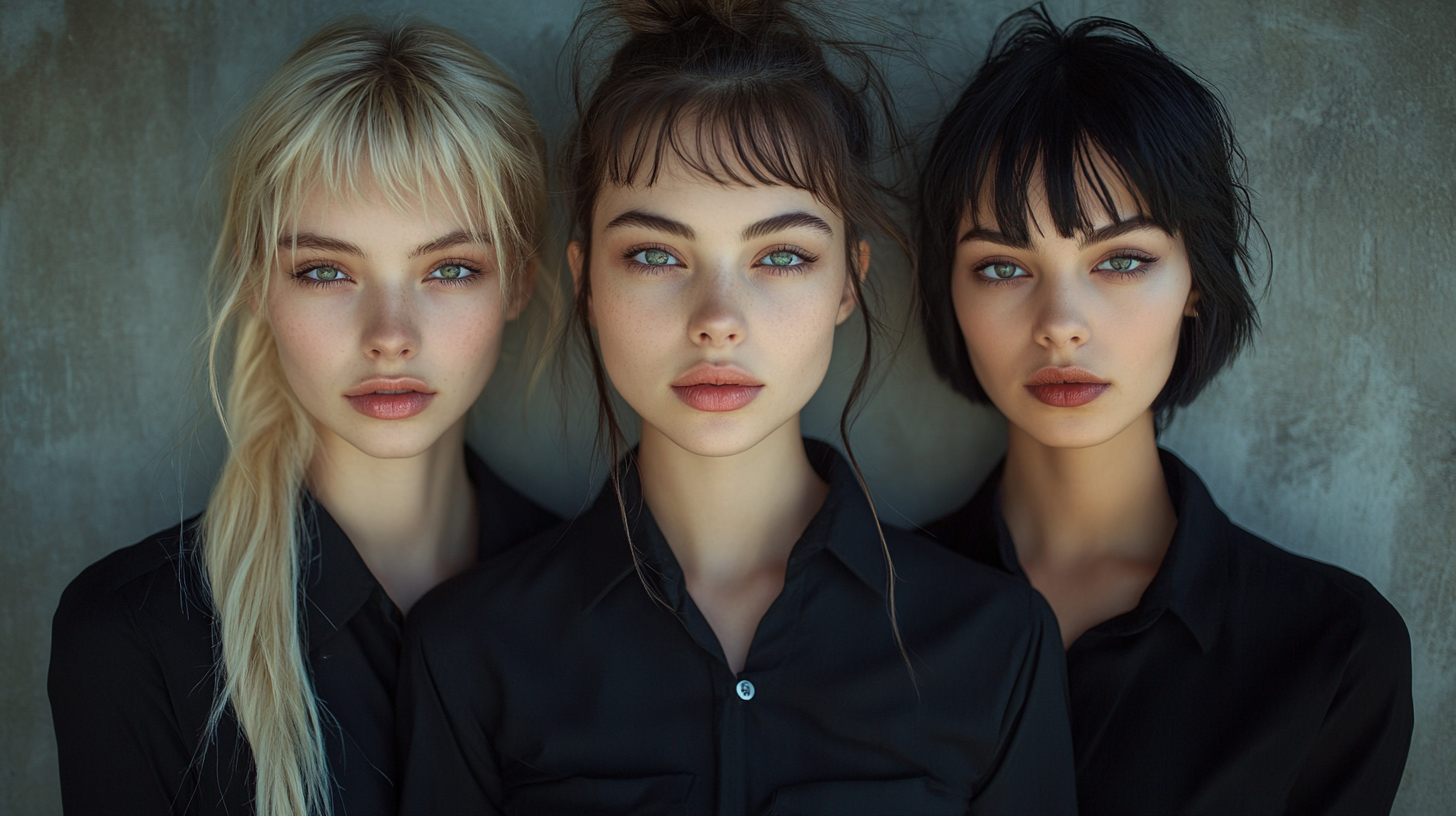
left=591, top=281, right=676, bottom=392
left=951, top=276, right=1015, bottom=382
left=265, top=289, right=354, bottom=394
left=427, top=291, right=508, bottom=383
left=763, top=282, right=842, bottom=372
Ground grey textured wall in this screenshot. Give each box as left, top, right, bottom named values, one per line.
left=2, top=0, right=1452, bottom=813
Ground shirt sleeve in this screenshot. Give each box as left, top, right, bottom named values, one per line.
left=1284, top=592, right=1414, bottom=815
left=48, top=574, right=195, bottom=815
left=396, top=614, right=503, bottom=816
left=969, top=591, right=1078, bottom=816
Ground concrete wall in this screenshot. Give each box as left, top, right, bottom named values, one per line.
left=2, top=0, right=1451, bottom=812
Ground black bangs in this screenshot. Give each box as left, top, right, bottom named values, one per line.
left=917, top=4, right=1264, bottom=422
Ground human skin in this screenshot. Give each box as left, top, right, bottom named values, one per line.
left=263, top=182, right=524, bottom=611
left=950, top=166, right=1197, bottom=645
left=569, top=157, right=867, bottom=672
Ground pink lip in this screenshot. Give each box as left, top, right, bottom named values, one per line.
left=344, top=377, right=436, bottom=420
left=1024, top=366, right=1109, bottom=408
left=670, top=363, right=764, bottom=413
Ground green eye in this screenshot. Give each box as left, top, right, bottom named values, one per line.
left=1097, top=256, right=1144, bottom=274
left=434, top=264, right=468, bottom=280
left=644, top=249, right=672, bottom=265
left=982, top=262, right=1025, bottom=280
left=764, top=250, right=799, bottom=267
left=309, top=266, right=343, bottom=281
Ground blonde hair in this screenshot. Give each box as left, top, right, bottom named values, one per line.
left=198, top=19, right=546, bottom=816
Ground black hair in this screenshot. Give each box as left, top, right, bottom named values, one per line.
left=916, top=4, right=1265, bottom=425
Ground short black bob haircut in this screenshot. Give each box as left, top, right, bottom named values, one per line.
left=916, top=5, right=1265, bottom=424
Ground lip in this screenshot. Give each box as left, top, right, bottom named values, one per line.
left=1024, top=366, right=1109, bottom=408
left=344, top=376, right=436, bottom=420
left=670, top=363, right=764, bottom=413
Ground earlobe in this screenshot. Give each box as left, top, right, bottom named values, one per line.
left=1184, top=288, right=1201, bottom=318
left=836, top=241, right=870, bottom=326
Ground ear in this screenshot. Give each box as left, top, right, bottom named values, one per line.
left=505, top=258, right=536, bottom=321
left=1183, top=287, right=1201, bottom=318
left=836, top=240, right=871, bottom=326
left=568, top=240, right=595, bottom=327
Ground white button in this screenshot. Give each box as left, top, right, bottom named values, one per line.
left=736, top=679, right=755, bottom=700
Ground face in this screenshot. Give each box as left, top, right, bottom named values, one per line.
left=264, top=182, right=521, bottom=460
left=951, top=166, right=1198, bottom=449
left=572, top=157, right=864, bottom=458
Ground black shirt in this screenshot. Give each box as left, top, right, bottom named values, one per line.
left=927, top=450, right=1413, bottom=816
left=49, top=448, right=557, bottom=816
left=398, top=440, right=1077, bottom=816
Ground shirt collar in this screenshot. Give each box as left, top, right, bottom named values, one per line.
left=577, top=438, right=889, bottom=614
left=974, top=449, right=1231, bottom=653
left=301, top=445, right=506, bottom=651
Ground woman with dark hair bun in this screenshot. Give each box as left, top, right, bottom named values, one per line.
left=398, top=1, right=1075, bottom=813
left=917, top=6, right=1413, bottom=814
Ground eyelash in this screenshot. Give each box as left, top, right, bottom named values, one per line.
left=972, top=250, right=1160, bottom=287
left=755, top=244, right=819, bottom=274
left=620, top=244, right=821, bottom=275
left=1094, top=250, right=1158, bottom=279
left=623, top=243, right=681, bottom=274
left=289, top=259, right=486, bottom=289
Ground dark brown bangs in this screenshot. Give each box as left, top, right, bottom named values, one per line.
left=601, top=82, right=855, bottom=212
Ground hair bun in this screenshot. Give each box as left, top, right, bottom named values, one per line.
left=607, top=0, right=787, bottom=38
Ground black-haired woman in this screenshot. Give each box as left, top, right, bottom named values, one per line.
left=398, top=1, right=1076, bottom=814
left=916, top=7, right=1413, bottom=815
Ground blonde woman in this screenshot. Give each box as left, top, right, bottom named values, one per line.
left=47, top=19, right=553, bottom=816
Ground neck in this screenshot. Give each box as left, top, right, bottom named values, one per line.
left=307, top=419, right=477, bottom=614
left=1000, top=410, right=1174, bottom=569
left=638, top=417, right=828, bottom=584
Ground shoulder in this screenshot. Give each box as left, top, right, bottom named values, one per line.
left=50, top=517, right=213, bottom=698
left=54, top=519, right=204, bottom=639
left=1227, top=526, right=1409, bottom=658
left=882, top=524, right=1055, bottom=643
left=408, top=511, right=595, bottom=644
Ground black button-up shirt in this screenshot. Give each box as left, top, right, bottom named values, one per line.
left=398, top=440, right=1077, bottom=816
left=927, top=449, right=1413, bottom=815
left=49, top=448, right=556, bottom=816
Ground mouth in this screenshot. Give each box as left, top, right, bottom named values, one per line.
left=670, top=363, right=764, bottom=413
left=1024, top=366, right=1109, bottom=408
left=344, top=377, right=436, bottom=420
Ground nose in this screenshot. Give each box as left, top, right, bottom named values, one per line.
left=362, top=283, right=420, bottom=360
left=1033, top=274, right=1091, bottom=351
left=687, top=267, right=747, bottom=349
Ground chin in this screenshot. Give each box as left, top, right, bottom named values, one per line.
left=1011, top=408, right=1142, bottom=450
left=330, top=422, right=453, bottom=460
left=651, top=414, right=781, bottom=459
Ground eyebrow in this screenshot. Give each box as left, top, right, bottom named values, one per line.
left=277, top=230, right=487, bottom=259
left=742, top=211, right=834, bottom=241
left=959, top=214, right=1163, bottom=249
left=409, top=230, right=486, bottom=258
left=603, top=210, right=695, bottom=240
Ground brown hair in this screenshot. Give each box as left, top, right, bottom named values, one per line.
left=561, top=0, right=915, bottom=672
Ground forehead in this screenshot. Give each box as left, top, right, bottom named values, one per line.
left=289, top=175, right=475, bottom=233
left=595, top=152, right=842, bottom=233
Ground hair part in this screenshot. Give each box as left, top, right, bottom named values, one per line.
left=560, top=0, right=918, bottom=679
left=198, top=18, right=547, bottom=815
left=916, top=4, right=1267, bottom=427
